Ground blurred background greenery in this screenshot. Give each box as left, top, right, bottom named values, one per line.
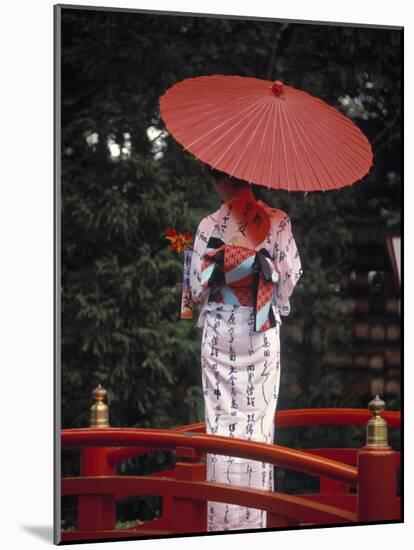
left=60, top=7, right=401, bottom=528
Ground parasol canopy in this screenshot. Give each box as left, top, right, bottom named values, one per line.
left=159, top=75, right=373, bottom=192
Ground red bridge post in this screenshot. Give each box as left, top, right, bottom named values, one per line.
left=77, top=385, right=117, bottom=531
left=170, top=443, right=207, bottom=533
left=357, top=395, right=400, bottom=522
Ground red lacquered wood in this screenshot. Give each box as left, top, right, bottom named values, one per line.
left=305, top=449, right=357, bottom=494
left=289, top=447, right=401, bottom=470
left=297, top=493, right=357, bottom=513
left=106, top=421, right=207, bottom=465
left=133, top=516, right=171, bottom=532
left=148, top=467, right=176, bottom=478
left=274, top=408, right=400, bottom=429
left=357, top=445, right=400, bottom=521
left=61, top=407, right=401, bottom=537
left=62, top=429, right=357, bottom=485
left=91, top=411, right=400, bottom=466
left=267, top=513, right=299, bottom=528
left=170, top=446, right=207, bottom=532
left=148, top=468, right=176, bottom=524
left=61, top=528, right=174, bottom=542
left=319, top=477, right=350, bottom=494
left=305, top=448, right=360, bottom=464
left=62, top=475, right=356, bottom=527
left=77, top=447, right=116, bottom=531
left=106, top=445, right=165, bottom=465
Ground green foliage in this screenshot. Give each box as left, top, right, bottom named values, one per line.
left=60, top=8, right=401, bottom=525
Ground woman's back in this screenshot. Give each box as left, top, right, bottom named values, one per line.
left=190, top=199, right=303, bottom=330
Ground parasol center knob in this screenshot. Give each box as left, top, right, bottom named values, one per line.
left=271, top=80, right=285, bottom=97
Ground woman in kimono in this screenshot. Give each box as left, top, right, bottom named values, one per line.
left=189, top=167, right=303, bottom=532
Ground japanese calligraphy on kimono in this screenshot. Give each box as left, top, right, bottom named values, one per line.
left=189, top=199, right=303, bottom=532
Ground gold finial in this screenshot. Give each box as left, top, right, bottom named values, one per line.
left=90, top=384, right=109, bottom=428
left=365, top=394, right=388, bottom=447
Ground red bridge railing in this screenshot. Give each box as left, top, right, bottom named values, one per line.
left=60, top=389, right=401, bottom=542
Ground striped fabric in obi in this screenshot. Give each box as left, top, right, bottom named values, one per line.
left=200, top=237, right=280, bottom=332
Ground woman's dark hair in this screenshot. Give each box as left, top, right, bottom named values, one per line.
left=201, top=163, right=255, bottom=201
left=201, top=164, right=250, bottom=189
left=202, top=164, right=250, bottom=189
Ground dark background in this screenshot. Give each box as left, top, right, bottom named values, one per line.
left=60, top=7, right=402, bottom=529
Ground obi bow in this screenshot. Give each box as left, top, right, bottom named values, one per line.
left=201, top=236, right=280, bottom=332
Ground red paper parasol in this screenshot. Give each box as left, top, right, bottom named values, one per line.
left=159, top=75, right=373, bottom=192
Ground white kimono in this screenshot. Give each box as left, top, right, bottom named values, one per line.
left=190, top=200, right=303, bottom=330
left=189, top=199, right=303, bottom=532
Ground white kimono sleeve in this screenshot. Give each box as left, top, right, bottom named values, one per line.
left=189, top=217, right=211, bottom=308
left=273, top=213, right=303, bottom=317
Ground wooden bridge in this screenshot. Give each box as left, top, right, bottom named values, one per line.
left=60, top=387, right=401, bottom=542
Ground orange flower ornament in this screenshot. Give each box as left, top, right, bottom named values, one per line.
left=165, top=228, right=193, bottom=253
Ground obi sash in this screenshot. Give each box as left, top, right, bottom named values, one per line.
left=200, top=236, right=281, bottom=332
